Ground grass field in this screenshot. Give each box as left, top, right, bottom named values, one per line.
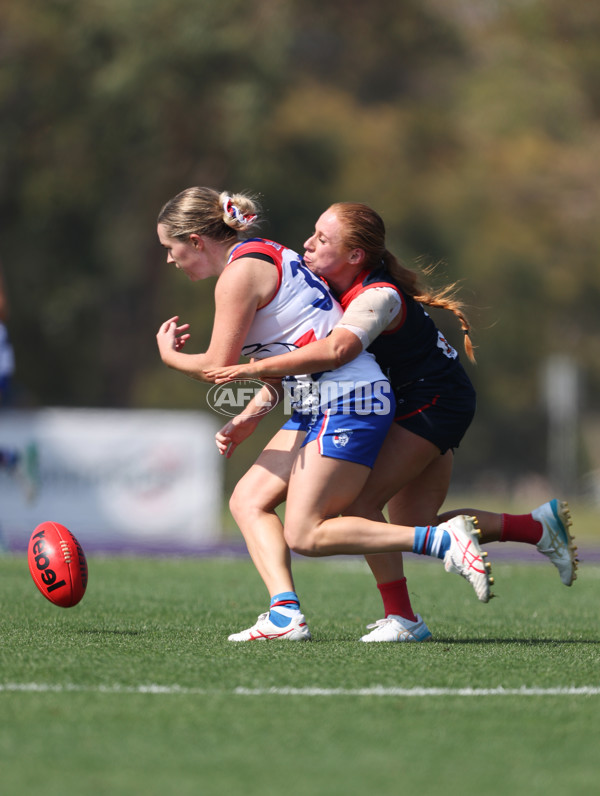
left=1, top=551, right=599, bottom=796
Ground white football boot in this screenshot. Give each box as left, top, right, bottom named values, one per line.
left=442, top=515, right=494, bottom=602
left=228, top=611, right=312, bottom=642
left=360, top=614, right=432, bottom=643
left=532, top=499, right=578, bottom=586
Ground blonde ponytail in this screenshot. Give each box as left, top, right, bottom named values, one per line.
left=158, top=187, right=260, bottom=243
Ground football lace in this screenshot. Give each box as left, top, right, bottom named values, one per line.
left=60, top=541, right=72, bottom=563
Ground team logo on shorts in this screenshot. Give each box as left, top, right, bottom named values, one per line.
left=332, top=428, right=353, bottom=448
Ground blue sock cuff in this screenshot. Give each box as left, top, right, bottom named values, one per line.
left=413, top=526, right=450, bottom=559
left=269, top=592, right=300, bottom=628
left=270, top=591, right=299, bottom=607
left=413, top=526, right=430, bottom=555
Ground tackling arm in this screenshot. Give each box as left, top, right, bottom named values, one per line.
left=205, top=287, right=402, bottom=382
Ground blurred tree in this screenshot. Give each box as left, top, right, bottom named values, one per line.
left=0, top=0, right=598, bottom=494
left=0, top=0, right=291, bottom=405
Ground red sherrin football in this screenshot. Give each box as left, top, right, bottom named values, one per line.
left=28, top=521, right=88, bottom=607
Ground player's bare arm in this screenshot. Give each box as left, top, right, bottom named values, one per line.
left=215, top=381, right=284, bottom=458
left=156, top=257, right=277, bottom=382
left=206, top=327, right=363, bottom=382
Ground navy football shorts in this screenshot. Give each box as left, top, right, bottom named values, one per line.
left=392, top=367, right=476, bottom=454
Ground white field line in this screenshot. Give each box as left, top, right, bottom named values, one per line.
left=1, top=683, right=599, bottom=697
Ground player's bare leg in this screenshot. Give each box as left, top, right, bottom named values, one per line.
left=438, top=507, right=502, bottom=541
left=284, top=441, right=427, bottom=556
left=334, top=426, right=450, bottom=639
left=284, top=440, right=493, bottom=602
left=227, top=428, right=313, bottom=641
left=439, top=501, right=577, bottom=585
left=357, top=447, right=454, bottom=641
left=346, top=425, right=452, bottom=581
left=229, top=428, right=303, bottom=595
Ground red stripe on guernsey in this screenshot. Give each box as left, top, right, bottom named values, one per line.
left=228, top=239, right=283, bottom=309
left=395, top=394, right=440, bottom=422
left=337, top=269, right=406, bottom=332
left=293, top=328, right=317, bottom=348
left=316, top=411, right=330, bottom=455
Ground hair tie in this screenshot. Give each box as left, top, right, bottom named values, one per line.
left=223, top=197, right=257, bottom=226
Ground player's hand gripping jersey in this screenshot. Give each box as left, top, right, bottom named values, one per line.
left=228, top=239, right=388, bottom=413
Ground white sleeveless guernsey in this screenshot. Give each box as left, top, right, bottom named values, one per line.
left=228, top=239, right=387, bottom=412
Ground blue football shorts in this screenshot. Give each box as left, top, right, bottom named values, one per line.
left=281, top=383, right=396, bottom=468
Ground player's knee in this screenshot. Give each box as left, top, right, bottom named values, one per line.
left=229, top=478, right=271, bottom=524
left=284, top=523, right=321, bottom=557
left=228, top=488, right=242, bottom=523
left=229, top=477, right=263, bottom=522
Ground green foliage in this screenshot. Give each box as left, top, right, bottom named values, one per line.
left=1, top=0, right=598, bottom=489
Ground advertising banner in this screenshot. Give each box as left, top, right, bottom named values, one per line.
left=0, top=409, right=223, bottom=553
